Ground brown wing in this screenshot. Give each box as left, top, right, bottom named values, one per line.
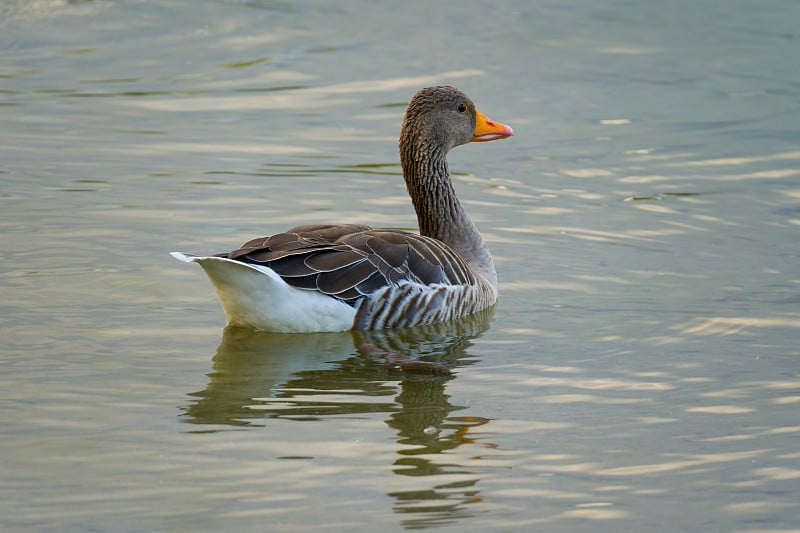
left=223, top=224, right=476, bottom=306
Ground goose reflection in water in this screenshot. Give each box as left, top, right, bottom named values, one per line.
left=182, top=309, right=494, bottom=528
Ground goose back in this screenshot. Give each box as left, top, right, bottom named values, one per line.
left=223, top=223, right=494, bottom=329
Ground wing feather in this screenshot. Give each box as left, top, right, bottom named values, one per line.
left=316, top=258, right=376, bottom=295
left=221, top=224, right=477, bottom=311
left=268, top=253, right=316, bottom=277
left=304, top=249, right=365, bottom=272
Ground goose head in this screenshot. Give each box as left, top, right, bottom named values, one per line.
left=400, top=85, right=514, bottom=155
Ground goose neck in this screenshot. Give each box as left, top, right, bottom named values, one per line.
left=400, top=142, right=495, bottom=285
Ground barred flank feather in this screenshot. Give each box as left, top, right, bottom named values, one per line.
left=353, top=282, right=496, bottom=330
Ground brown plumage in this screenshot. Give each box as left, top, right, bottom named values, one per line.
left=172, top=86, right=513, bottom=331
left=225, top=223, right=477, bottom=304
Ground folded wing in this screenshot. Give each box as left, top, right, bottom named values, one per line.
left=225, top=224, right=477, bottom=307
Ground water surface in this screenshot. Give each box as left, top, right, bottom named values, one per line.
left=1, top=0, right=799, bottom=531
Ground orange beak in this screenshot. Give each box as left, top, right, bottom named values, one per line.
left=472, top=109, right=514, bottom=142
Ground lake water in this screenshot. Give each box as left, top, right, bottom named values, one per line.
left=1, top=0, right=799, bottom=531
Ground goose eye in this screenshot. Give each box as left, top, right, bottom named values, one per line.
left=456, top=103, right=467, bottom=113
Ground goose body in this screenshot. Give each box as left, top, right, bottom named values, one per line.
left=172, top=86, right=513, bottom=332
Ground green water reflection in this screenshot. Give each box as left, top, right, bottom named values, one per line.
left=184, top=310, right=493, bottom=527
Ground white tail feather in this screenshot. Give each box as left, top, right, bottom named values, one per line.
left=170, top=253, right=355, bottom=332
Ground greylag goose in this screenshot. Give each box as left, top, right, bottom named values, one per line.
left=171, top=85, right=513, bottom=332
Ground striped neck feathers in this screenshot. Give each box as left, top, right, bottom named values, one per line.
left=399, top=127, right=496, bottom=288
